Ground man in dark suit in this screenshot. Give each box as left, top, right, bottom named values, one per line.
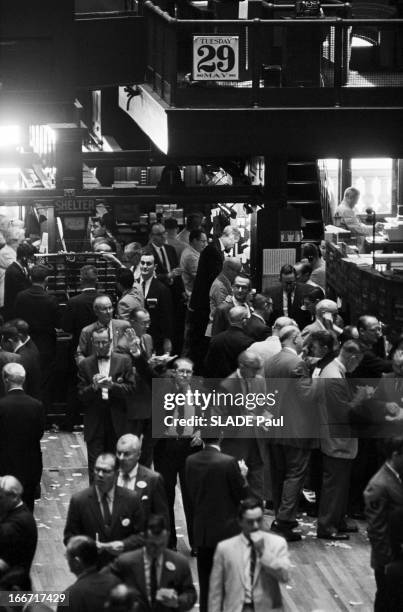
left=3, top=242, right=35, bottom=322
left=211, top=275, right=252, bottom=336
left=64, top=453, right=144, bottom=568
left=153, top=358, right=203, bottom=552
left=186, top=435, right=249, bottom=612
left=1, top=324, right=41, bottom=400
left=62, top=265, right=99, bottom=350
left=243, top=293, right=272, bottom=341
left=61, top=265, right=99, bottom=431
left=189, top=226, right=236, bottom=372
left=264, top=325, right=317, bottom=541
left=116, top=434, right=169, bottom=528
left=138, top=252, right=173, bottom=355
left=14, top=264, right=60, bottom=414
left=0, top=363, right=44, bottom=511
left=76, top=295, right=130, bottom=364
left=265, top=264, right=310, bottom=327
left=60, top=535, right=119, bottom=612
left=204, top=306, right=253, bottom=378
left=77, top=327, right=135, bottom=479
left=0, top=475, right=37, bottom=588
left=109, top=514, right=197, bottom=612
left=148, top=224, right=186, bottom=355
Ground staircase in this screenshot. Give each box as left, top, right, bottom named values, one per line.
left=287, top=161, right=325, bottom=244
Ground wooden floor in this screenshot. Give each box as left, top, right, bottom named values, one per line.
left=32, top=431, right=375, bottom=611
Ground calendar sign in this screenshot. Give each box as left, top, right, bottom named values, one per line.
left=193, top=35, right=239, bottom=81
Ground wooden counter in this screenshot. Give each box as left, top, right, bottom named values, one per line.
left=326, top=242, right=403, bottom=331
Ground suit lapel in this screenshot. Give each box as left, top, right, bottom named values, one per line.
left=234, top=535, right=247, bottom=588
left=110, top=486, right=123, bottom=532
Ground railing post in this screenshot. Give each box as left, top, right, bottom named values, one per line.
left=169, top=19, right=177, bottom=106
left=334, top=18, right=343, bottom=106
left=251, top=19, right=260, bottom=107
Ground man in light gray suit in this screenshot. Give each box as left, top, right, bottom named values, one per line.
left=209, top=498, right=290, bottom=612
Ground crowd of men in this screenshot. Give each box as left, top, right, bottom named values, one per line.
left=0, top=213, right=403, bottom=611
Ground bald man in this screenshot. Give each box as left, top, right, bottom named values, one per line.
left=301, top=299, right=341, bottom=345
left=116, top=434, right=169, bottom=528
left=0, top=363, right=44, bottom=511
left=0, top=475, right=37, bottom=587
left=204, top=306, right=253, bottom=378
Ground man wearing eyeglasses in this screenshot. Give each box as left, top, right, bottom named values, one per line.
left=64, top=453, right=144, bottom=568
left=77, top=327, right=135, bottom=479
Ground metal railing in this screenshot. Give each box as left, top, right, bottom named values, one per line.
left=143, top=0, right=403, bottom=107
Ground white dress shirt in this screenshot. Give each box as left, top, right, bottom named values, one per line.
left=117, top=464, right=139, bottom=490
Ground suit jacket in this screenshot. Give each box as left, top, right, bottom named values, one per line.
left=319, top=358, right=358, bottom=459
left=76, top=318, right=130, bottom=364
left=77, top=352, right=135, bottom=442
left=3, top=260, right=31, bottom=321
left=0, top=349, right=21, bottom=396
left=265, top=283, right=310, bottom=327
left=149, top=243, right=179, bottom=282
left=209, top=532, right=290, bottom=612
left=16, top=342, right=41, bottom=400
left=0, top=503, right=38, bottom=576
left=186, top=446, right=248, bottom=547
left=64, top=485, right=145, bottom=565
left=119, top=464, right=170, bottom=529
left=244, top=313, right=271, bottom=342
left=59, top=568, right=119, bottom=612
left=204, top=326, right=253, bottom=379
left=117, top=331, right=154, bottom=420
left=117, top=285, right=144, bottom=320
left=0, top=389, right=44, bottom=488
left=61, top=289, right=99, bottom=350
left=190, top=240, right=224, bottom=314
left=144, top=277, right=173, bottom=354
left=110, top=548, right=197, bottom=612
left=355, top=373, right=403, bottom=437
left=14, top=285, right=60, bottom=356
left=264, top=348, right=317, bottom=447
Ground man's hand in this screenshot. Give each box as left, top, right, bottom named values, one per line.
left=238, top=459, right=248, bottom=479
left=97, top=540, right=124, bottom=555
left=250, top=531, right=265, bottom=557
left=385, top=402, right=401, bottom=417
left=385, top=408, right=403, bottom=422
left=156, top=588, right=179, bottom=608
left=190, top=430, right=203, bottom=447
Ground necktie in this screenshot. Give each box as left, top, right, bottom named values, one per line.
left=142, top=280, right=146, bottom=297
left=121, top=473, right=131, bottom=488
left=101, top=493, right=112, bottom=527
left=150, top=557, right=158, bottom=605
left=159, top=246, right=170, bottom=272
left=287, top=291, right=293, bottom=316
left=249, top=540, right=256, bottom=596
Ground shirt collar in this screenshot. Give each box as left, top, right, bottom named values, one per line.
left=334, top=357, right=346, bottom=374
left=95, top=485, right=115, bottom=503
left=385, top=462, right=402, bottom=484
left=120, top=464, right=139, bottom=481
left=283, top=346, right=297, bottom=356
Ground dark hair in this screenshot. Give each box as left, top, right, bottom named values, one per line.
left=185, top=212, right=203, bottom=231
left=340, top=340, right=361, bottom=356
left=8, top=319, right=29, bottom=337
left=16, top=242, right=36, bottom=260
left=116, top=267, right=134, bottom=290
left=340, top=325, right=359, bottom=345
left=279, top=264, right=296, bottom=278
left=0, top=325, right=20, bottom=344
left=164, top=217, right=178, bottom=230
left=140, top=249, right=155, bottom=262
left=309, top=330, right=335, bottom=353
left=238, top=497, right=264, bottom=519
left=305, top=287, right=325, bottom=303
left=251, top=293, right=269, bottom=310
left=302, top=243, right=321, bottom=262
left=189, top=229, right=205, bottom=243
left=92, top=325, right=110, bottom=339
left=80, top=264, right=98, bottom=284
left=295, top=262, right=313, bottom=277
left=383, top=437, right=403, bottom=459
left=95, top=452, right=118, bottom=470
left=68, top=536, right=98, bottom=567
left=146, top=514, right=167, bottom=535
left=30, top=264, right=49, bottom=283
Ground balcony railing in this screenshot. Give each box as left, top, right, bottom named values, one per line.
left=143, top=0, right=403, bottom=107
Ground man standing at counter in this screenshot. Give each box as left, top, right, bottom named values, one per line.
left=334, top=187, right=383, bottom=251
